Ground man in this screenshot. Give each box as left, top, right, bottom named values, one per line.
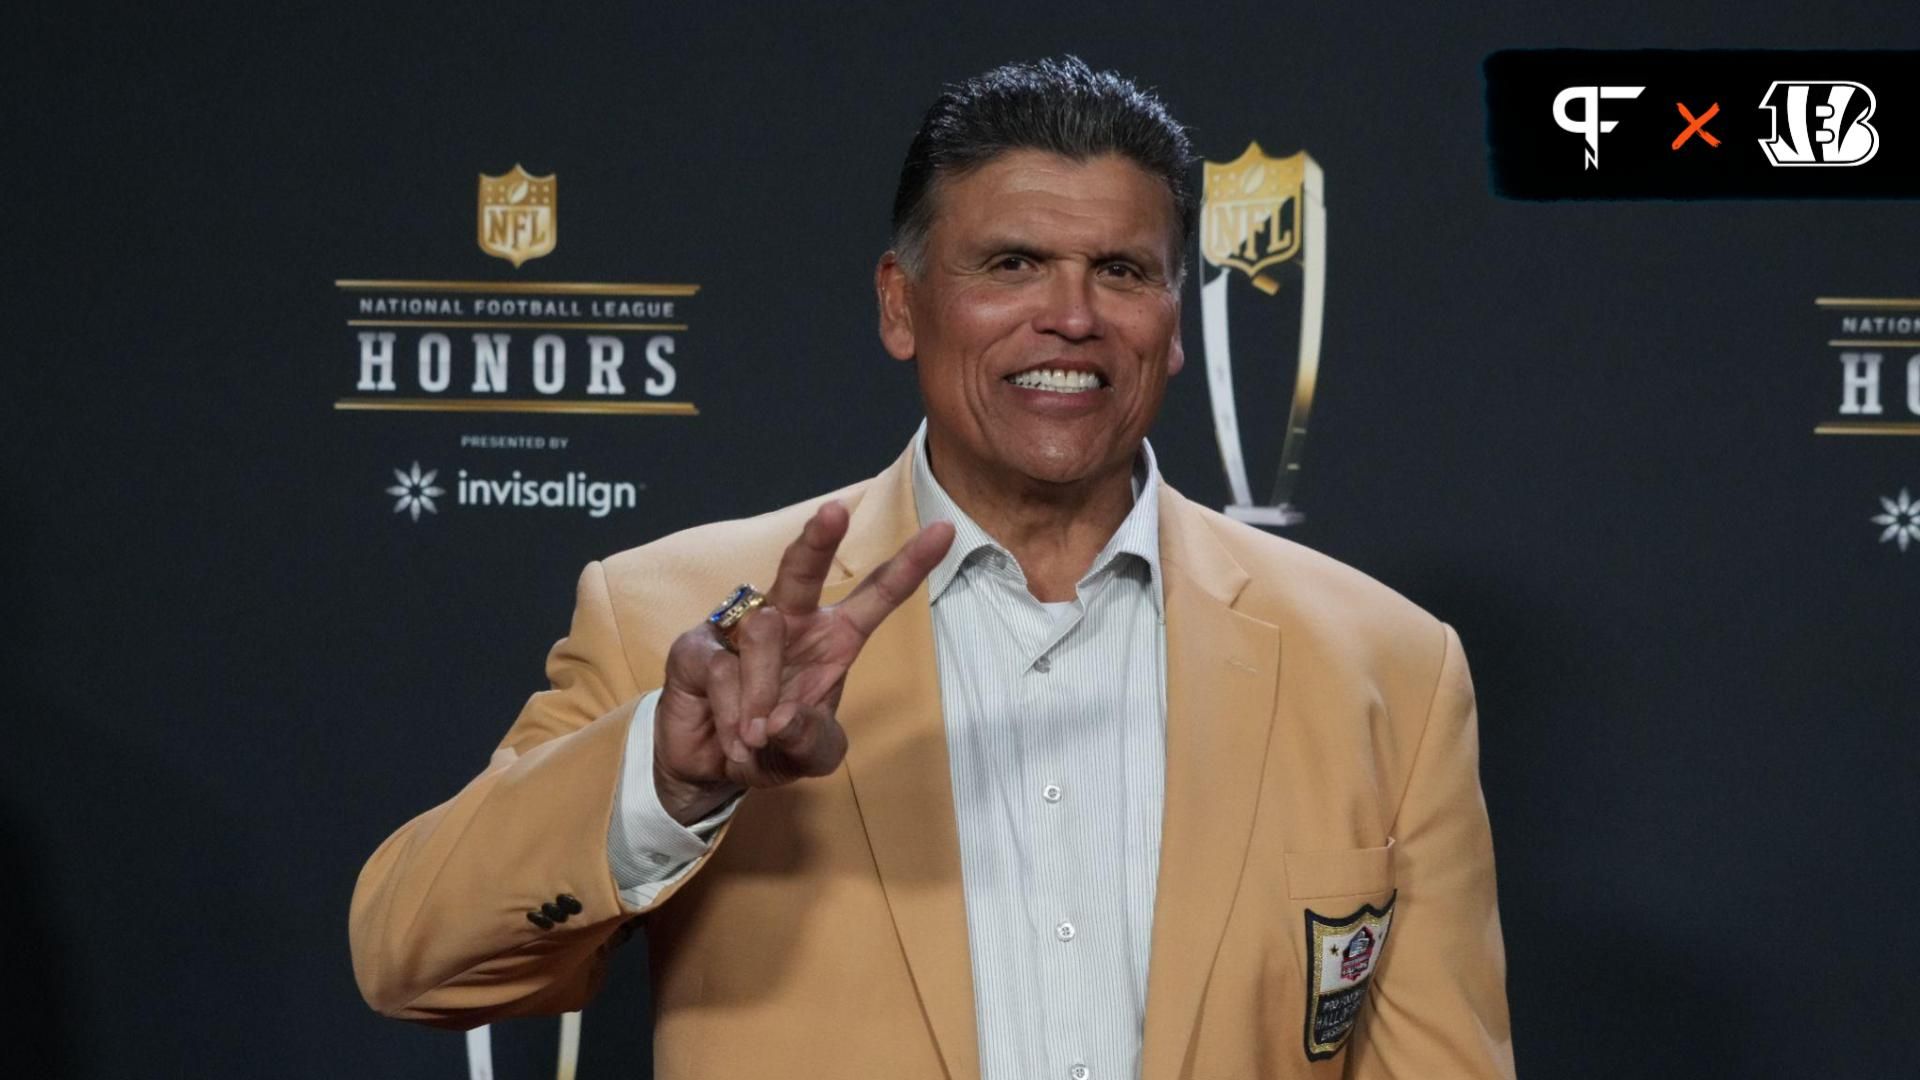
left=351, top=57, right=1515, bottom=1079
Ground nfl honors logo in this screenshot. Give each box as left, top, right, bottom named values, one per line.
left=477, top=165, right=556, bottom=267
left=1303, top=894, right=1395, bottom=1060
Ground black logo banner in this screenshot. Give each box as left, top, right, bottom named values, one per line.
left=1486, top=49, right=1920, bottom=198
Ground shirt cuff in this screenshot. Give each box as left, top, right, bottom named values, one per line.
left=608, top=688, right=740, bottom=911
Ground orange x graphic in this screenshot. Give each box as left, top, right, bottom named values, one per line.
left=1672, top=102, right=1721, bottom=149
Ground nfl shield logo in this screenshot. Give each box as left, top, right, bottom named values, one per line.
left=1201, top=141, right=1306, bottom=294
left=477, top=165, right=556, bottom=267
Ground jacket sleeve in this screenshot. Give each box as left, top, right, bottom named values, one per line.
left=1347, top=623, right=1517, bottom=1078
left=348, top=560, right=726, bottom=1029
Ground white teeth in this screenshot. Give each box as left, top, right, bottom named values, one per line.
left=1006, top=367, right=1102, bottom=393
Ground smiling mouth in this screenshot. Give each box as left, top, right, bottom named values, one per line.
left=1004, top=367, right=1109, bottom=394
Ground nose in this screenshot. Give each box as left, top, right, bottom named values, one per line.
left=1032, top=264, right=1099, bottom=342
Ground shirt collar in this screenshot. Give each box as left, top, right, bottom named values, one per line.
left=908, top=419, right=1164, bottom=616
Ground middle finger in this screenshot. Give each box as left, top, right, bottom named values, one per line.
left=764, top=500, right=849, bottom=616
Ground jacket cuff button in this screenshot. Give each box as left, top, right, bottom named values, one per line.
left=527, top=911, right=555, bottom=931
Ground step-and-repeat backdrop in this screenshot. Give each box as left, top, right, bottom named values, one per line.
left=8, top=3, right=1916, bottom=1077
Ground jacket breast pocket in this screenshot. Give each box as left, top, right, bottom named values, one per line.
left=1284, top=840, right=1395, bottom=900
left=1283, top=841, right=1397, bottom=1062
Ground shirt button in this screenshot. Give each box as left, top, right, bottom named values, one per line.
left=1070, top=1065, right=1091, bottom=1080
left=647, top=852, right=671, bottom=866
left=1033, top=656, right=1052, bottom=673
left=1043, top=784, right=1062, bottom=803
left=1055, top=920, right=1076, bottom=942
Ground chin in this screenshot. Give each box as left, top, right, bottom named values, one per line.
left=1004, top=443, right=1109, bottom=487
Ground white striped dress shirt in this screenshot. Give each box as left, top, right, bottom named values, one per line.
left=910, top=421, right=1167, bottom=1080
left=609, top=422, right=1168, bottom=1080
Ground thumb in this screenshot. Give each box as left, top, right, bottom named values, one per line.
left=766, top=701, right=848, bottom=779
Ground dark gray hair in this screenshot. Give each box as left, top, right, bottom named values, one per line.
left=889, top=56, right=1196, bottom=284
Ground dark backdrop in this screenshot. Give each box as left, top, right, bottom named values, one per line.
left=6, top=2, right=1917, bottom=1077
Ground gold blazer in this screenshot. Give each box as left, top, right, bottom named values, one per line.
left=350, top=441, right=1516, bottom=1079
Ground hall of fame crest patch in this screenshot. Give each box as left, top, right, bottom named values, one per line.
left=1303, top=893, right=1395, bottom=1060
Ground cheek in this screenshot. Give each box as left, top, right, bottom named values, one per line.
left=929, top=287, right=1030, bottom=352
left=1106, top=301, right=1183, bottom=377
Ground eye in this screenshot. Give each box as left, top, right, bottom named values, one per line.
left=1099, top=261, right=1144, bottom=281
left=992, top=254, right=1034, bottom=273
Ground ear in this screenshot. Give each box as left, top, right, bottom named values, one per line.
left=1165, top=299, right=1185, bottom=376
left=875, top=253, right=916, bottom=361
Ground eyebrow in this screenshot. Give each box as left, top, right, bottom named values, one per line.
left=970, top=236, right=1168, bottom=269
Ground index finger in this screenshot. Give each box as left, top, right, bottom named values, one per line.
left=836, top=520, right=955, bottom=637
left=763, top=500, right=851, bottom=615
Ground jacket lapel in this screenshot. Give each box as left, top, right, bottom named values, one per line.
left=823, top=443, right=980, bottom=1080
left=1140, top=486, right=1282, bottom=1080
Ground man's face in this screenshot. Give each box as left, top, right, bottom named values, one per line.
left=878, top=149, right=1184, bottom=493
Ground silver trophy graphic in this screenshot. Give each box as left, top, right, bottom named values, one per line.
left=1197, top=142, right=1325, bottom=527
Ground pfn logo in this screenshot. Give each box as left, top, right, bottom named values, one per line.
left=1552, top=85, right=1645, bottom=169
left=1758, top=81, right=1879, bottom=166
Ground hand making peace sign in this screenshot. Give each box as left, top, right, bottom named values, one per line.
left=652, top=500, right=956, bottom=824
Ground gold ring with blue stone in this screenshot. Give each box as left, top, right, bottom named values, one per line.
left=707, top=584, right=768, bottom=652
